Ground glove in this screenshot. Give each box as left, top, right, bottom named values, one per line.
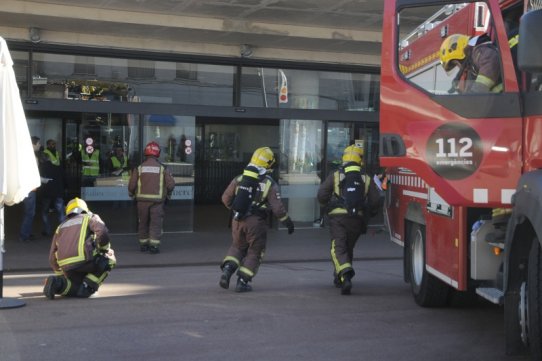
left=283, top=217, right=295, bottom=235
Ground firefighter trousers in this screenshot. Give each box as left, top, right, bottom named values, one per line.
left=223, top=215, right=267, bottom=281
left=59, top=254, right=115, bottom=297
left=137, top=200, right=165, bottom=245
left=328, top=215, right=366, bottom=279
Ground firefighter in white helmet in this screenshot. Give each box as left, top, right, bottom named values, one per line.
left=43, top=197, right=116, bottom=299
left=219, top=147, right=294, bottom=292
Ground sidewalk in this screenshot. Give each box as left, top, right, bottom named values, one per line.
left=1, top=224, right=401, bottom=273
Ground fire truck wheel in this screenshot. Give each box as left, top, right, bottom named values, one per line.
left=527, top=238, right=542, bottom=359
left=408, top=223, right=450, bottom=307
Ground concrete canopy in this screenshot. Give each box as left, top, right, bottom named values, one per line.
left=0, top=0, right=385, bottom=66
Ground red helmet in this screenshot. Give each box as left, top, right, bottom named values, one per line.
left=144, top=141, right=160, bottom=157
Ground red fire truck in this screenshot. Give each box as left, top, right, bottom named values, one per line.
left=379, top=0, right=542, bottom=358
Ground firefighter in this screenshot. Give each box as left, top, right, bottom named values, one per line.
left=439, top=33, right=502, bottom=94
left=220, top=147, right=295, bottom=292
left=43, top=197, right=116, bottom=299
left=317, top=145, right=380, bottom=295
left=128, top=141, right=175, bottom=254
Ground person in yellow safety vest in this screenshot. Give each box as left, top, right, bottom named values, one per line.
left=43, top=197, right=116, bottom=299
left=128, top=141, right=175, bottom=254
left=40, top=139, right=66, bottom=237
left=108, top=145, right=129, bottom=178
left=81, top=137, right=100, bottom=186
left=440, top=33, right=503, bottom=94
left=317, top=145, right=381, bottom=295
left=219, top=147, right=294, bottom=292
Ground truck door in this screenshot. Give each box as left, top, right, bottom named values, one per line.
left=380, top=0, right=522, bottom=207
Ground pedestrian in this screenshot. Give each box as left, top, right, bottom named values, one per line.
left=128, top=141, right=175, bottom=254
left=43, top=197, right=116, bottom=299
left=40, top=139, right=65, bottom=237
left=108, top=144, right=129, bottom=177
left=80, top=136, right=101, bottom=186
left=317, top=145, right=380, bottom=295
left=439, top=33, right=502, bottom=94
left=219, top=147, right=295, bottom=292
left=19, top=136, right=42, bottom=242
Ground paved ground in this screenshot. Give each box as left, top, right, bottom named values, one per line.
left=0, top=259, right=528, bottom=361
left=0, top=210, right=529, bottom=361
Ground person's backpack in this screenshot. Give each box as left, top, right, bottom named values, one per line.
left=338, top=165, right=366, bottom=216
left=231, top=166, right=261, bottom=220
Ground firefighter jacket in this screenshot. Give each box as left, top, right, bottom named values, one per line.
left=48, top=213, right=110, bottom=273
left=317, top=167, right=381, bottom=219
left=222, top=173, right=289, bottom=223
left=128, top=156, right=175, bottom=202
left=464, top=41, right=502, bottom=93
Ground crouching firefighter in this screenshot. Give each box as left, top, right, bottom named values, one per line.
left=43, top=197, right=116, bottom=299
left=219, top=146, right=295, bottom=292
left=317, top=145, right=380, bottom=295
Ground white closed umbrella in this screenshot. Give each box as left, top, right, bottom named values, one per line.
left=0, top=36, right=41, bottom=308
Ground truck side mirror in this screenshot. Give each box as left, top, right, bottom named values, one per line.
left=518, top=9, right=542, bottom=73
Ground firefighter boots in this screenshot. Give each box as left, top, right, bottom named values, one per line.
left=235, top=277, right=253, bottom=293
left=219, top=262, right=237, bottom=289
left=43, top=275, right=64, bottom=300
left=341, top=273, right=353, bottom=295
left=140, top=244, right=149, bottom=252
left=149, top=246, right=160, bottom=254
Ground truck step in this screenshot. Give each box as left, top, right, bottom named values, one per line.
left=476, top=287, right=504, bottom=305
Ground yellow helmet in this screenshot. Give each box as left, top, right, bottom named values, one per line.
left=439, top=34, right=469, bottom=72
left=250, top=147, right=275, bottom=169
left=342, top=145, right=363, bottom=165
left=65, top=197, right=89, bottom=216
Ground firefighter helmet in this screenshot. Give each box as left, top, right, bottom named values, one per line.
left=144, top=141, right=161, bottom=157
left=439, top=34, right=469, bottom=72
left=250, top=147, right=275, bottom=169
left=65, top=197, right=89, bottom=216
left=342, top=145, right=363, bottom=165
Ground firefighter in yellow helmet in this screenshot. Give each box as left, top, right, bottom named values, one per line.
left=317, top=145, right=380, bottom=295
left=219, top=146, right=294, bottom=292
left=43, top=197, right=116, bottom=299
left=439, top=33, right=502, bottom=93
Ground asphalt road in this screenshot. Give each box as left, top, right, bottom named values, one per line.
left=0, top=259, right=530, bottom=361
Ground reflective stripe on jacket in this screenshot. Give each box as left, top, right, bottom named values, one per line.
left=81, top=150, right=100, bottom=176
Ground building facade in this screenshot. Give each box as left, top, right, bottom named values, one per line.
left=2, top=1, right=382, bottom=235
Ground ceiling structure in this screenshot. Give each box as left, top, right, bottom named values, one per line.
left=0, top=0, right=387, bottom=67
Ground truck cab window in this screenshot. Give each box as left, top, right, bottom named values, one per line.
left=398, top=3, right=504, bottom=95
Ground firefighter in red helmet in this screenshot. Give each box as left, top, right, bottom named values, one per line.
left=43, top=197, right=116, bottom=299
left=128, top=141, right=175, bottom=253
left=219, top=147, right=294, bottom=292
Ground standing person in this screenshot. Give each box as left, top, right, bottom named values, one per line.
left=19, top=136, right=42, bottom=242
left=317, top=145, right=380, bottom=295
left=81, top=137, right=101, bottom=186
left=108, top=145, right=128, bottom=177
left=128, top=141, right=175, bottom=254
left=43, top=197, right=116, bottom=299
left=219, top=147, right=295, bottom=293
left=40, top=139, right=66, bottom=237
left=439, top=33, right=502, bottom=94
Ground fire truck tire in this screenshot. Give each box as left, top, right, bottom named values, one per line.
left=527, top=238, right=542, bottom=360
left=408, top=223, right=450, bottom=307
